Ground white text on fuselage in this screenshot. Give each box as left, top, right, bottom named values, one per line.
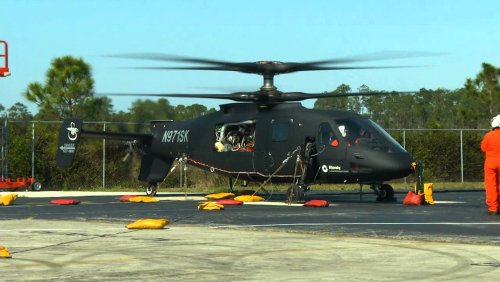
left=162, top=130, right=190, bottom=143
left=321, top=164, right=348, bottom=173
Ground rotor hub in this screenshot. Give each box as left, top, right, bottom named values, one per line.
left=260, top=73, right=277, bottom=91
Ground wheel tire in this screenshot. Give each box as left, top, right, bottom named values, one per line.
left=31, top=182, right=42, bottom=191
left=146, top=184, right=157, bottom=197
left=378, top=184, right=395, bottom=202
left=286, top=186, right=293, bottom=202
left=286, top=184, right=305, bottom=202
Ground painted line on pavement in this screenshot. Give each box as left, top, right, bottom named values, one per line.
left=0, top=228, right=125, bottom=232
left=210, top=222, right=500, bottom=229
left=243, top=202, right=307, bottom=207
left=157, top=196, right=206, bottom=201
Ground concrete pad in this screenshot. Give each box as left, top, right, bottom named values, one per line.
left=1, top=219, right=500, bottom=281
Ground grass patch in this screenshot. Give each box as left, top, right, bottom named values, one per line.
left=62, top=181, right=484, bottom=193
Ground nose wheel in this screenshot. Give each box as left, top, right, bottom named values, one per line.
left=373, top=184, right=396, bottom=202
left=287, top=184, right=306, bottom=202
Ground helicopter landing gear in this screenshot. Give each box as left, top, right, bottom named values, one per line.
left=287, top=183, right=306, bottom=202
left=287, top=140, right=315, bottom=203
left=146, top=183, right=158, bottom=197
left=372, top=183, right=396, bottom=202
left=31, top=182, right=42, bottom=191
left=228, top=176, right=248, bottom=193
left=228, top=177, right=234, bottom=193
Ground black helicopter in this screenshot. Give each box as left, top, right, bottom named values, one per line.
left=57, top=53, right=419, bottom=201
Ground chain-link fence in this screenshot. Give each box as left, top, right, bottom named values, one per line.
left=0, top=120, right=489, bottom=189
left=388, top=128, right=487, bottom=183
left=1, top=120, right=149, bottom=189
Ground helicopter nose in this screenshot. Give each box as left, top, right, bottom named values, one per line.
left=364, top=152, right=413, bottom=180
left=385, top=152, right=414, bottom=179
left=349, top=150, right=414, bottom=181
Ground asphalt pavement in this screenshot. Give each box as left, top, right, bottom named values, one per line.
left=1, top=189, right=500, bottom=281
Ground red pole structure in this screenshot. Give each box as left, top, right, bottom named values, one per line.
left=0, top=40, right=10, bottom=77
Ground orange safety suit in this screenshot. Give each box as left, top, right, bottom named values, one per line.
left=481, top=128, right=500, bottom=213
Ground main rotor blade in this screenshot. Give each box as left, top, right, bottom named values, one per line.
left=105, top=53, right=236, bottom=66
left=301, top=51, right=445, bottom=66
left=97, top=90, right=416, bottom=103
left=276, top=65, right=421, bottom=73
left=124, top=64, right=420, bottom=74
left=98, top=92, right=258, bottom=102
left=122, top=66, right=247, bottom=72
left=107, top=51, right=438, bottom=75
left=108, top=51, right=442, bottom=66
left=279, top=91, right=416, bottom=101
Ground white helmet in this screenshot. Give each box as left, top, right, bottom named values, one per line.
left=492, top=115, right=500, bottom=128
left=338, top=125, right=346, bottom=137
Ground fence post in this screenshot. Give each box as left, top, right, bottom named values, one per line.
left=460, top=130, right=464, bottom=183
left=31, top=121, right=35, bottom=178
left=102, top=122, right=106, bottom=189
left=4, top=119, right=7, bottom=179
left=403, top=129, right=406, bottom=149
left=1, top=118, right=6, bottom=181
left=403, top=129, right=406, bottom=184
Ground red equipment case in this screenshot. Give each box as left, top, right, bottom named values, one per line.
left=0, top=177, right=41, bottom=191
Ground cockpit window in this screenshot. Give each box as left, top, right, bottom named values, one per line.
left=368, top=120, right=406, bottom=152
left=318, top=122, right=339, bottom=147
left=335, top=118, right=406, bottom=153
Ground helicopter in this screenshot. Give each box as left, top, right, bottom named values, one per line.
left=56, top=53, right=420, bottom=202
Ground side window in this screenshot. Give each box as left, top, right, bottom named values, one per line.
left=271, top=120, right=289, bottom=142
left=318, top=122, right=339, bottom=147
left=214, top=120, right=256, bottom=152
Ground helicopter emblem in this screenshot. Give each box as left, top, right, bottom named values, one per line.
left=67, top=122, right=79, bottom=141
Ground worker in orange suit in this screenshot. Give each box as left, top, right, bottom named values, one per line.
left=481, top=115, right=500, bottom=215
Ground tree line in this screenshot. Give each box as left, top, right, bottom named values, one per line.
left=1, top=56, right=499, bottom=189
left=313, top=62, right=500, bottom=130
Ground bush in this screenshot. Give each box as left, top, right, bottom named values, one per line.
left=3, top=121, right=488, bottom=190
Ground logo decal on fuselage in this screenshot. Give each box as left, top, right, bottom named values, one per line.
left=321, top=165, right=328, bottom=172
left=162, top=130, right=190, bottom=143
left=321, top=164, right=345, bottom=173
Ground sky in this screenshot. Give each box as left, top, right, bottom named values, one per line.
left=1, top=0, right=499, bottom=115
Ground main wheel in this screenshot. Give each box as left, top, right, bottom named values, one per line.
left=286, top=184, right=305, bottom=203
left=146, top=183, right=158, bottom=197
left=377, top=184, right=395, bottom=202
left=31, top=182, right=42, bottom=191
